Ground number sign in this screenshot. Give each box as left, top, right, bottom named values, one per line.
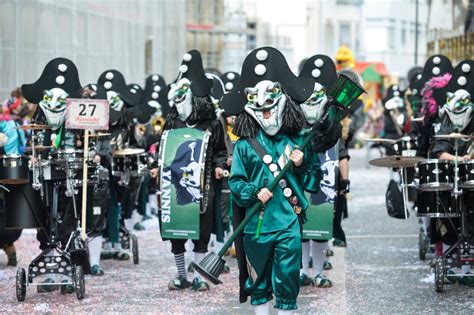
left=66, top=98, right=110, bottom=130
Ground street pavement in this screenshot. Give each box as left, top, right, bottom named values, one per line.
left=1, top=148, right=474, bottom=313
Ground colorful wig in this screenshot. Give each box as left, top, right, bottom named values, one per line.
left=420, top=73, right=451, bottom=123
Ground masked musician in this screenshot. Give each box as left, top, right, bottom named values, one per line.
left=297, top=54, right=342, bottom=288
left=431, top=60, right=474, bottom=285
left=221, top=47, right=340, bottom=313
left=150, top=50, right=227, bottom=291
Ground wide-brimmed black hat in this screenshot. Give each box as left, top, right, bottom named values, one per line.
left=220, top=71, right=240, bottom=93
left=412, top=55, right=453, bottom=93
left=383, top=84, right=405, bottom=104
left=299, top=54, right=338, bottom=90
left=22, top=57, right=82, bottom=104
left=407, top=66, right=423, bottom=85
left=433, top=60, right=474, bottom=107
left=176, top=50, right=213, bottom=97
left=221, top=47, right=314, bottom=115
left=141, top=74, right=169, bottom=116
left=206, top=73, right=226, bottom=101
left=97, top=70, right=141, bottom=106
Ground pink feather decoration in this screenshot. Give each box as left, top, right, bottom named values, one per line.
left=420, top=73, right=452, bottom=122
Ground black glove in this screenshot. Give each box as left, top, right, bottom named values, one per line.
left=340, top=179, right=350, bottom=195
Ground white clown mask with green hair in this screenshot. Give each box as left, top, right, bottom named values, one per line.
left=39, top=88, right=68, bottom=131
left=440, top=89, right=473, bottom=131
left=168, top=78, right=193, bottom=122
left=301, top=82, right=328, bottom=125
left=244, top=80, right=286, bottom=136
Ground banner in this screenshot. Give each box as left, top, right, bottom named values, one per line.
left=158, top=128, right=210, bottom=239
left=302, top=142, right=339, bottom=240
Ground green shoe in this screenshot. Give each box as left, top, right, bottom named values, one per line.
left=37, top=277, right=58, bottom=293
left=113, top=251, right=130, bottom=261
left=134, top=222, right=146, bottom=231
left=326, top=249, right=334, bottom=257
left=191, top=277, right=210, bottom=291
left=299, top=273, right=312, bottom=286
left=458, top=273, right=474, bottom=286
left=313, top=274, right=332, bottom=288
left=101, top=250, right=113, bottom=260
left=168, top=276, right=191, bottom=290
left=323, top=261, right=333, bottom=270
left=333, top=239, right=346, bottom=247
left=91, top=265, right=104, bottom=276
left=60, top=279, right=75, bottom=294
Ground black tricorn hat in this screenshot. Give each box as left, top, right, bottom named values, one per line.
left=141, top=74, right=170, bottom=116
left=221, top=47, right=314, bottom=115
left=176, top=50, right=213, bottom=97
left=97, top=70, right=141, bottom=106
left=220, top=71, right=240, bottom=93
left=299, top=54, right=338, bottom=90
left=433, top=60, right=474, bottom=107
left=412, top=55, right=453, bottom=93
left=383, top=84, right=405, bottom=104
left=206, top=73, right=226, bottom=101
left=22, top=57, right=82, bottom=104
left=407, top=66, right=423, bottom=86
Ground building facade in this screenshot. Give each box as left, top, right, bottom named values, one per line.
left=0, top=0, right=186, bottom=99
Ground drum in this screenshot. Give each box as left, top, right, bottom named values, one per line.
left=458, top=160, right=474, bottom=189
left=417, top=159, right=453, bottom=191
left=393, top=138, right=417, bottom=157
left=129, top=153, right=148, bottom=176
left=4, top=183, right=47, bottom=229
left=416, top=191, right=459, bottom=218
left=0, top=155, right=30, bottom=185
left=112, top=156, right=125, bottom=176
left=54, top=149, right=84, bottom=170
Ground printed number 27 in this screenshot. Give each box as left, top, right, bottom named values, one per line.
left=79, top=103, right=97, bottom=116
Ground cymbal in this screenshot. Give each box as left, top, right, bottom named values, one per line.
left=113, top=148, right=145, bottom=156
left=88, top=133, right=112, bottom=138
left=369, top=156, right=425, bottom=168
left=16, top=124, right=51, bottom=130
left=25, top=145, right=52, bottom=152
left=434, top=133, right=474, bottom=140
left=363, top=138, right=397, bottom=144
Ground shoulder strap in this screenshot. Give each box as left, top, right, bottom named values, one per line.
left=246, top=137, right=268, bottom=161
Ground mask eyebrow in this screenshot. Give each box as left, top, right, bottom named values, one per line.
left=245, top=87, right=257, bottom=95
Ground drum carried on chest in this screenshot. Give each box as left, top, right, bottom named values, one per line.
left=417, top=159, right=454, bottom=192
left=458, top=160, right=474, bottom=189
left=393, top=137, right=418, bottom=157
left=0, top=155, right=30, bottom=185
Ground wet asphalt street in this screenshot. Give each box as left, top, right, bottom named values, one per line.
left=1, top=148, right=473, bottom=314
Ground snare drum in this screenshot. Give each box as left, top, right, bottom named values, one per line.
left=458, top=160, right=474, bottom=189
left=54, top=149, right=84, bottom=170
left=112, top=156, right=125, bottom=176
left=417, top=159, right=453, bottom=191
left=129, top=153, right=148, bottom=175
left=0, top=155, right=30, bottom=185
left=393, top=137, right=418, bottom=157
left=416, top=191, right=459, bottom=218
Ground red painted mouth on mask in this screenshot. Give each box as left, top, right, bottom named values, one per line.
left=263, top=110, right=271, bottom=119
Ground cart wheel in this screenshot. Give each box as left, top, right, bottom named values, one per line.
left=15, top=268, right=26, bottom=302
left=434, top=258, right=445, bottom=293
left=131, top=234, right=139, bottom=265
left=73, top=265, right=85, bottom=300
left=419, top=230, right=427, bottom=261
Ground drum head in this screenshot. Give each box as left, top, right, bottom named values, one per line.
left=4, top=184, right=47, bottom=229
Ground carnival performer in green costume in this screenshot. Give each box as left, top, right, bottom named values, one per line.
left=221, top=47, right=341, bottom=314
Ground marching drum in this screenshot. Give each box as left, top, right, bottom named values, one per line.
left=458, top=160, right=474, bottom=189
left=0, top=155, right=30, bottom=185
left=4, top=184, right=48, bottom=229
left=417, top=160, right=454, bottom=192
left=129, top=153, right=148, bottom=176
left=416, top=191, right=459, bottom=218
left=112, top=156, right=125, bottom=176
left=393, top=137, right=418, bottom=157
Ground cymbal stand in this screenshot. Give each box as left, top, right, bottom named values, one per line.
left=399, top=166, right=410, bottom=219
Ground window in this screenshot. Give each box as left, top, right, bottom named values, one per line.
left=401, top=28, right=406, bottom=46
left=388, top=26, right=396, bottom=49
left=339, top=23, right=351, bottom=46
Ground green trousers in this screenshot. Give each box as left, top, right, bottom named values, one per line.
left=243, top=218, right=301, bottom=310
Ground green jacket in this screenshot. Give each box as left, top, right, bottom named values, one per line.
left=229, top=130, right=309, bottom=234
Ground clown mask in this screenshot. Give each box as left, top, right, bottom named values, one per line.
left=244, top=81, right=286, bottom=136
left=168, top=78, right=193, bottom=122
left=39, top=88, right=68, bottom=130
left=301, top=82, right=328, bottom=125
left=441, top=89, right=473, bottom=131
